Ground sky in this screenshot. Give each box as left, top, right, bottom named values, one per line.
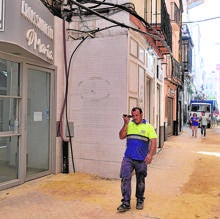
left=187, top=0, right=220, bottom=71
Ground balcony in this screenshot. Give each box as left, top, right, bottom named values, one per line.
left=182, top=24, right=193, bottom=75
left=145, top=0, right=172, bottom=55
left=172, top=57, right=182, bottom=82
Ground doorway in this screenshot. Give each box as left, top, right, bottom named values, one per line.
left=26, top=68, right=51, bottom=177
left=156, top=85, right=160, bottom=147
left=167, top=97, right=173, bottom=136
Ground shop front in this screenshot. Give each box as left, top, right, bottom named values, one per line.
left=0, top=0, right=56, bottom=190
left=164, top=82, right=177, bottom=137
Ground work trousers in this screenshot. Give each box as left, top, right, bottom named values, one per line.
left=120, top=157, right=147, bottom=205
left=201, top=125, right=207, bottom=136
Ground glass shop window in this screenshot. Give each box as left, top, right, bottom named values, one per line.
left=0, top=58, right=20, bottom=133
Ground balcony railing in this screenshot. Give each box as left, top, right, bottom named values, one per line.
left=161, top=0, right=172, bottom=50
left=172, top=58, right=182, bottom=82
left=182, top=24, right=193, bottom=74
left=145, top=0, right=172, bottom=53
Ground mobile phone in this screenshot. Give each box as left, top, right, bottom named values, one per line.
left=123, top=114, right=132, bottom=118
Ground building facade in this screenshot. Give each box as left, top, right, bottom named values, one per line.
left=0, top=0, right=57, bottom=190
left=165, top=0, right=184, bottom=136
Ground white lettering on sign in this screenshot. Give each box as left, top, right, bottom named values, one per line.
left=26, top=29, right=53, bottom=61
left=21, top=0, right=53, bottom=40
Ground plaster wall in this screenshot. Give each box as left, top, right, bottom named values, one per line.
left=66, top=35, right=128, bottom=178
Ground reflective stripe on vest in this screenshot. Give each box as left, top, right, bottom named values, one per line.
left=127, top=134, right=149, bottom=142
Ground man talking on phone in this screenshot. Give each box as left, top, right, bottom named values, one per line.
left=117, top=107, right=157, bottom=212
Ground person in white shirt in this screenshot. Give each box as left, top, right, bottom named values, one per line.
left=199, top=111, right=209, bottom=137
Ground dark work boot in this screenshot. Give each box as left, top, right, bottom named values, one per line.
left=136, top=200, right=144, bottom=210
left=117, top=203, right=131, bottom=212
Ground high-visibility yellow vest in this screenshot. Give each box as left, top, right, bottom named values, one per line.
left=124, top=121, right=157, bottom=160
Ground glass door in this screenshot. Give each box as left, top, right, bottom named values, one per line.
left=26, top=68, right=50, bottom=177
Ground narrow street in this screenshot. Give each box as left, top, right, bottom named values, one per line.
left=0, top=126, right=219, bottom=219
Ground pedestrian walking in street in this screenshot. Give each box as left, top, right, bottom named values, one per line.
left=117, top=107, right=157, bottom=213
left=199, top=111, right=209, bottom=137
left=190, top=113, right=199, bottom=137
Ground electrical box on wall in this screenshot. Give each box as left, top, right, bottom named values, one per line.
left=56, top=121, right=74, bottom=137
left=66, top=122, right=74, bottom=137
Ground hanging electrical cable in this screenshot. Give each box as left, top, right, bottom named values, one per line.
left=60, top=19, right=95, bottom=172
left=183, top=16, right=220, bottom=24
left=59, top=20, right=69, bottom=143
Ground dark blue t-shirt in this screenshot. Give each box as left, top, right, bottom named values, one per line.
left=191, top=117, right=199, bottom=126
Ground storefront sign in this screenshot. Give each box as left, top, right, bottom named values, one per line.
left=26, top=29, right=53, bottom=60
left=21, top=0, right=53, bottom=40
left=168, top=87, right=176, bottom=97
left=0, top=0, right=4, bottom=31
left=21, top=0, right=54, bottom=61
left=0, top=0, right=54, bottom=63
